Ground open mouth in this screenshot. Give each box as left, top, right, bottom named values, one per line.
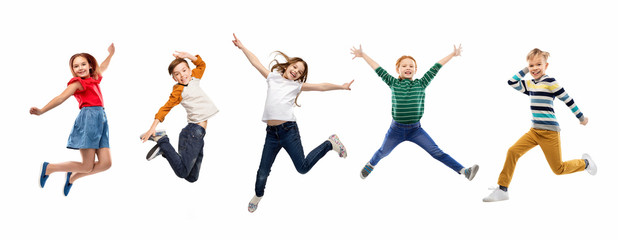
left=291, top=72, right=297, bottom=78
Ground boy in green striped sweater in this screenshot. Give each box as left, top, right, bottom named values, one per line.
left=351, top=44, right=478, bottom=180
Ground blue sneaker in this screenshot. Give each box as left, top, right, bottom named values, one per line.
left=40, top=162, right=50, bottom=188
left=64, top=172, right=73, bottom=196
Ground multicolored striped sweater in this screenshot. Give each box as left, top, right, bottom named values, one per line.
left=375, top=63, right=442, bottom=124
left=508, top=67, right=584, bottom=132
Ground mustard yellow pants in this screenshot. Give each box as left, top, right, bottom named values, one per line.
left=498, top=128, right=586, bottom=187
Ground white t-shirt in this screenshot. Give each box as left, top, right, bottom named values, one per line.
left=262, top=72, right=303, bottom=123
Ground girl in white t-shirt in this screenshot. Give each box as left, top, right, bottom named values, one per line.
left=233, top=34, right=353, bottom=213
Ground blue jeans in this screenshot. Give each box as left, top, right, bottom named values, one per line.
left=254, top=121, right=332, bottom=197
left=157, top=123, right=205, bottom=182
left=369, top=120, right=464, bottom=173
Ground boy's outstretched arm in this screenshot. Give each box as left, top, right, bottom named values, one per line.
left=100, top=43, right=115, bottom=73
left=232, top=33, right=269, bottom=78
left=437, top=44, right=462, bottom=66
left=30, top=82, right=81, bottom=115
left=351, top=45, right=380, bottom=70
left=301, top=80, right=354, bottom=92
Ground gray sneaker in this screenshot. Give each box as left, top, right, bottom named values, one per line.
left=146, top=144, right=162, bottom=161
left=463, top=164, right=479, bottom=181
left=140, top=130, right=167, bottom=142
left=360, top=162, right=374, bottom=179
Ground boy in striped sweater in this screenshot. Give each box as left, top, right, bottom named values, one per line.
left=351, top=44, right=479, bottom=181
left=483, top=48, right=596, bottom=202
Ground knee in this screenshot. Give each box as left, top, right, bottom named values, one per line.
left=79, top=162, right=95, bottom=173
left=99, top=159, right=112, bottom=172
left=185, top=177, right=198, bottom=183
left=507, top=147, right=522, bottom=159
left=296, top=168, right=309, bottom=175
left=429, top=149, right=446, bottom=159
left=550, top=164, right=565, bottom=175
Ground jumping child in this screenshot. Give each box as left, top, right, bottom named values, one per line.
left=33, top=43, right=115, bottom=196
left=140, top=51, right=218, bottom=183
left=350, top=44, right=479, bottom=181
left=482, top=48, right=596, bottom=202
left=233, top=34, right=351, bottom=213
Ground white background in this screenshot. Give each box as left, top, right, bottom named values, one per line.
left=1, top=0, right=616, bottom=239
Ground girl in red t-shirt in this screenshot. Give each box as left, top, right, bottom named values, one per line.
left=31, top=44, right=115, bottom=196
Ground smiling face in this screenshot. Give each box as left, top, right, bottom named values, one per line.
left=71, top=56, right=91, bottom=79
left=396, top=58, right=417, bottom=79
left=528, top=55, right=548, bottom=80
left=172, top=62, right=192, bottom=85
left=283, top=61, right=306, bottom=81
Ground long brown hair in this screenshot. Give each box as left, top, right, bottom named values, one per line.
left=395, top=55, right=417, bottom=80
left=270, top=51, right=308, bottom=106
left=69, top=53, right=101, bottom=80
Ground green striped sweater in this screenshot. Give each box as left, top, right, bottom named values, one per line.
left=375, top=63, right=442, bottom=124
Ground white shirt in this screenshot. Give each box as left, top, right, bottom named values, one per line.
left=182, top=77, right=219, bottom=123
left=262, top=72, right=302, bottom=123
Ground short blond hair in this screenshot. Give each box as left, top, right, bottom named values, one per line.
left=527, top=48, right=550, bottom=62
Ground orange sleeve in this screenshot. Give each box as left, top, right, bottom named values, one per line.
left=191, top=55, right=206, bottom=79
left=154, top=84, right=184, bottom=122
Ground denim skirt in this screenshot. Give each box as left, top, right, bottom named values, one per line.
left=67, top=106, right=110, bottom=149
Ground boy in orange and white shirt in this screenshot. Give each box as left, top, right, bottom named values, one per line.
left=140, top=51, right=218, bottom=182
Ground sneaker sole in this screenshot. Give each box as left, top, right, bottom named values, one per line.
left=146, top=145, right=161, bottom=161
left=39, top=162, right=48, bottom=188
left=583, top=153, right=596, bottom=175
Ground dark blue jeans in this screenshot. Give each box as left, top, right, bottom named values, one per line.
left=369, top=120, right=464, bottom=173
left=157, top=123, right=205, bottom=182
left=254, top=121, right=332, bottom=197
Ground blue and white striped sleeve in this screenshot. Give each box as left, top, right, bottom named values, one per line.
left=508, top=67, right=530, bottom=95
left=550, top=79, right=585, bottom=122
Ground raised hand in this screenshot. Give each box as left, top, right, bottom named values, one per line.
left=173, top=51, right=192, bottom=59
left=350, top=45, right=363, bottom=59
left=232, top=33, right=245, bottom=49
left=108, top=43, right=115, bottom=56
left=453, top=44, right=463, bottom=57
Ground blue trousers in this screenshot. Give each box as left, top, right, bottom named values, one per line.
left=254, top=122, right=332, bottom=197
left=157, top=123, right=205, bottom=182
left=369, top=120, right=464, bottom=173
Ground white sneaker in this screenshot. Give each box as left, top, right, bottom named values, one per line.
left=482, top=187, right=509, bottom=202
left=328, top=134, right=347, bottom=158
left=462, top=164, right=479, bottom=181
left=583, top=153, right=597, bottom=175
left=248, top=195, right=262, bottom=213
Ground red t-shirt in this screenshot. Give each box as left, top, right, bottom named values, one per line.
left=67, top=75, right=104, bottom=109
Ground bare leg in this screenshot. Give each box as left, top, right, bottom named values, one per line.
left=70, top=148, right=112, bottom=183
left=45, top=149, right=96, bottom=175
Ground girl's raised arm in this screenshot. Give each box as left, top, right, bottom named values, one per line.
left=351, top=45, right=380, bottom=70
left=99, top=43, right=115, bottom=74
left=30, top=82, right=82, bottom=115
left=232, top=33, right=269, bottom=78
left=301, top=80, right=354, bottom=92
left=437, top=44, right=462, bottom=66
